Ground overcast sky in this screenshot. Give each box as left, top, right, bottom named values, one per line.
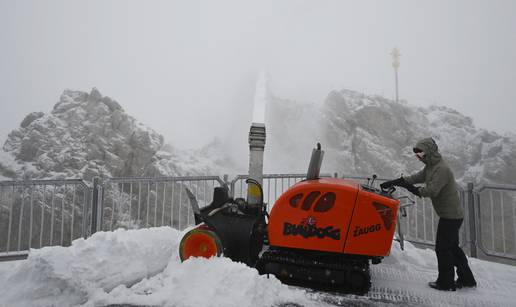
left=1, top=0, right=515, bottom=149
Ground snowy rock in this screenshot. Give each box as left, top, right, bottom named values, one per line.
left=20, top=112, right=44, bottom=128
left=88, top=87, right=103, bottom=101
left=1, top=86, right=514, bottom=185
left=0, top=88, right=221, bottom=181
left=266, top=88, right=516, bottom=185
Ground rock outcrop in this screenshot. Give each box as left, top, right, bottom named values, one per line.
left=0, top=88, right=223, bottom=180
left=266, top=89, right=516, bottom=185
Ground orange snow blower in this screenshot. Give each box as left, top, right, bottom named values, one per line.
left=179, top=143, right=400, bottom=293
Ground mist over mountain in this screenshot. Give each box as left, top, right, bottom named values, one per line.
left=0, top=88, right=234, bottom=181
left=1, top=87, right=515, bottom=186
left=266, top=89, right=516, bottom=185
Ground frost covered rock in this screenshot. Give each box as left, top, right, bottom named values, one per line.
left=1, top=86, right=514, bottom=185
left=0, top=88, right=219, bottom=180
left=266, top=89, right=516, bottom=185
left=20, top=112, right=44, bottom=128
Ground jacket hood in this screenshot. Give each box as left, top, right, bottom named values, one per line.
left=413, top=137, right=442, bottom=165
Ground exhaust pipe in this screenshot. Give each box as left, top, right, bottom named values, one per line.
left=306, top=143, right=324, bottom=180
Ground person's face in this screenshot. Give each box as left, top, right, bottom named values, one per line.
left=414, top=148, right=426, bottom=162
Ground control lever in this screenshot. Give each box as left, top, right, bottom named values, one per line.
left=370, top=174, right=377, bottom=188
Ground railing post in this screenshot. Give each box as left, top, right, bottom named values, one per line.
left=223, top=174, right=233, bottom=198
left=90, top=177, right=101, bottom=235
left=223, top=174, right=229, bottom=189
left=397, top=214, right=405, bottom=251
left=467, top=182, right=478, bottom=258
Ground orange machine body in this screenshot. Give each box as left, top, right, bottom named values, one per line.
left=268, top=178, right=399, bottom=257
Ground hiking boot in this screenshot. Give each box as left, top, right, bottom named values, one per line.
left=456, top=279, right=477, bottom=289
left=428, top=281, right=456, bottom=291
left=456, top=264, right=476, bottom=288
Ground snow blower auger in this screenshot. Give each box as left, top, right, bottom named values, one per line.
left=179, top=179, right=267, bottom=266
left=179, top=143, right=401, bottom=294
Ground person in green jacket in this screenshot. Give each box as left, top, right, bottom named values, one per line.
left=381, top=137, right=476, bottom=291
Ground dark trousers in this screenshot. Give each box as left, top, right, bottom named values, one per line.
left=435, top=218, right=475, bottom=286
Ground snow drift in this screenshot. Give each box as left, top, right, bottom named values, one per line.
left=0, top=227, right=178, bottom=307
left=1, top=226, right=516, bottom=307
left=0, top=227, right=309, bottom=307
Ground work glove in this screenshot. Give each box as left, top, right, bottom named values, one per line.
left=380, top=177, right=421, bottom=197
left=380, top=177, right=405, bottom=189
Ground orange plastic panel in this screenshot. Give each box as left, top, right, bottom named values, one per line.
left=268, top=178, right=359, bottom=253
left=179, top=226, right=223, bottom=261
left=343, top=187, right=400, bottom=257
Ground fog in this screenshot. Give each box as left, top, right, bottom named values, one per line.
left=1, top=0, right=515, bottom=150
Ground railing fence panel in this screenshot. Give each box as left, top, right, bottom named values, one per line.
left=1, top=176, right=515, bottom=263
left=0, top=180, right=91, bottom=257
left=476, top=185, right=516, bottom=260
left=97, top=176, right=225, bottom=232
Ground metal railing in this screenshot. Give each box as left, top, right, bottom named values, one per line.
left=397, top=188, right=468, bottom=249
left=1, top=175, right=515, bottom=264
left=0, top=180, right=92, bottom=257
left=475, top=184, right=516, bottom=261
left=97, top=176, right=226, bottom=232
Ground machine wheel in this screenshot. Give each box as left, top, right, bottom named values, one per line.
left=179, top=227, right=223, bottom=261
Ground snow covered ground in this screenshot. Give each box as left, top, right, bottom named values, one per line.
left=0, top=227, right=515, bottom=307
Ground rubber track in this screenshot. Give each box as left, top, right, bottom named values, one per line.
left=259, top=249, right=371, bottom=294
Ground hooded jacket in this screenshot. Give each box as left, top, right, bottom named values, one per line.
left=404, top=138, right=463, bottom=219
